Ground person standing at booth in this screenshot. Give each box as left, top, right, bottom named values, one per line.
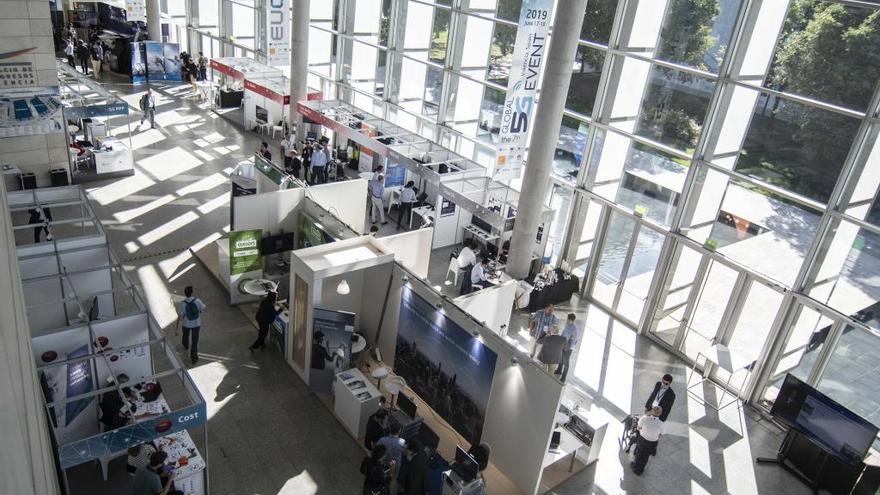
left=197, top=52, right=207, bottom=81
left=360, top=445, right=392, bottom=495
left=259, top=142, right=272, bottom=162
left=77, top=40, right=90, bottom=75
left=556, top=313, right=581, bottom=382
left=644, top=373, right=675, bottom=422
left=64, top=38, right=75, bottom=67
left=176, top=286, right=206, bottom=365
left=311, top=144, right=328, bottom=184
left=139, top=89, right=156, bottom=129
left=537, top=325, right=566, bottom=374
left=529, top=303, right=558, bottom=358
left=250, top=291, right=281, bottom=351
left=281, top=133, right=292, bottom=171
left=631, top=406, right=664, bottom=475
left=396, top=181, right=417, bottom=230
left=288, top=148, right=302, bottom=179
left=369, top=174, right=387, bottom=225
left=377, top=423, right=406, bottom=490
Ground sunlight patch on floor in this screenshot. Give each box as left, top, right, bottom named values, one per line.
left=88, top=171, right=155, bottom=205
left=197, top=192, right=229, bottom=215
left=176, top=172, right=228, bottom=195
left=688, top=428, right=712, bottom=477
left=113, top=194, right=176, bottom=223
left=277, top=470, right=318, bottom=495
left=185, top=360, right=236, bottom=420
left=136, top=263, right=177, bottom=328
left=138, top=146, right=203, bottom=181
left=138, top=211, right=199, bottom=246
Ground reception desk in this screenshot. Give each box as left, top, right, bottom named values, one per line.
left=93, top=138, right=134, bottom=175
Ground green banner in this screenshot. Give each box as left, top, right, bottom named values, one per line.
left=229, top=229, right=262, bottom=275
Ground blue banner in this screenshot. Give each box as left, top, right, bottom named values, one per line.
left=163, top=43, right=182, bottom=82
left=58, top=401, right=207, bottom=468
left=385, top=162, right=406, bottom=188
left=63, top=103, right=129, bottom=120
left=144, top=41, right=165, bottom=81
left=130, top=42, right=146, bottom=84
left=394, top=286, right=497, bottom=444
left=64, top=345, right=93, bottom=427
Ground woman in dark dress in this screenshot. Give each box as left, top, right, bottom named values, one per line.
left=249, top=291, right=281, bottom=351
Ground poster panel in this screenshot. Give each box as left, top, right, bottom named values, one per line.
left=58, top=402, right=207, bottom=468
left=292, top=275, right=308, bottom=370
left=266, top=0, right=290, bottom=66
left=309, top=308, right=354, bottom=393
left=64, top=345, right=94, bottom=427
left=144, top=41, right=165, bottom=80
left=163, top=43, right=182, bottom=82
left=229, top=229, right=262, bottom=275
left=63, top=102, right=129, bottom=120
left=297, top=214, right=334, bottom=249
left=0, top=86, right=63, bottom=138
left=494, top=0, right=554, bottom=180
left=394, top=286, right=497, bottom=444
left=130, top=42, right=146, bottom=84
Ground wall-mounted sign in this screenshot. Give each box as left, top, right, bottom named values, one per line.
left=0, top=86, right=64, bottom=138
left=229, top=229, right=262, bottom=275
left=63, top=102, right=129, bottom=120
left=494, top=0, right=554, bottom=181
left=266, top=0, right=289, bottom=66
left=0, top=61, right=35, bottom=87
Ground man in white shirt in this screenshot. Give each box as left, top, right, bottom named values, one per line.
left=369, top=174, right=387, bottom=224
left=280, top=134, right=292, bottom=170
left=310, top=145, right=328, bottom=184
left=470, top=258, right=492, bottom=291
left=457, top=240, right=477, bottom=270
left=396, top=181, right=417, bottom=230
left=631, top=406, right=663, bottom=475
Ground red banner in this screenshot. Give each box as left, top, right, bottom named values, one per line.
left=244, top=79, right=285, bottom=104
left=209, top=59, right=243, bottom=80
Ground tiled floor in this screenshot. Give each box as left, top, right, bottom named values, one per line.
left=67, top=72, right=816, bottom=494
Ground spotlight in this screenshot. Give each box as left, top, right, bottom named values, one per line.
left=435, top=302, right=443, bottom=310
left=510, top=356, right=519, bottom=366
left=402, top=274, right=409, bottom=283
left=472, top=329, right=480, bottom=337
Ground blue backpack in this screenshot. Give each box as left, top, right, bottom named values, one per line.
left=185, top=299, right=200, bottom=320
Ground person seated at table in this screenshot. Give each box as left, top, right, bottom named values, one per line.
left=127, top=442, right=158, bottom=474
left=457, top=239, right=476, bottom=272
left=470, top=258, right=493, bottom=291
left=132, top=451, right=176, bottom=495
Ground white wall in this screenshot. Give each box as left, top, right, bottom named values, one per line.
left=453, top=280, right=516, bottom=335
left=308, top=179, right=368, bottom=234
left=481, top=350, right=563, bottom=495
left=232, top=187, right=305, bottom=234
left=91, top=314, right=153, bottom=383
left=376, top=228, right=432, bottom=278
left=432, top=193, right=461, bottom=248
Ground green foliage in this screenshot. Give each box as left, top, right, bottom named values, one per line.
left=656, top=0, right=721, bottom=70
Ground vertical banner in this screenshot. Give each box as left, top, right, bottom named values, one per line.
left=162, top=43, right=182, bottom=81
left=266, top=0, right=290, bottom=66
left=494, top=0, right=554, bottom=181
left=229, top=229, right=262, bottom=275
left=130, top=42, right=146, bottom=84
left=144, top=41, right=165, bottom=80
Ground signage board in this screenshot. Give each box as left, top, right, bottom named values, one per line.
left=63, top=102, right=129, bottom=120
left=229, top=229, right=262, bottom=275
left=267, top=0, right=290, bottom=66
left=494, top=0, right=554, bottom=180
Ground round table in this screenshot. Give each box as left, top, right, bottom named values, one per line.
left=239, top=278, right=278, bottom=296
left=371, top=366, right=390, bottom=390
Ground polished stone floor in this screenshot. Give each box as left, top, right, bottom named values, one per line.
left=67, top=73, right=817, bottom=495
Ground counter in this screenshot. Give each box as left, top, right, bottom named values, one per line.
left=93, top=137, right=134, bottom=175
left=155, top=431, right=207, bottom=495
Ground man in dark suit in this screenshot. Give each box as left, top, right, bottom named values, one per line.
left=644, top=373, right=675, bottom=422
left=403, top=439, right=428, bottom=495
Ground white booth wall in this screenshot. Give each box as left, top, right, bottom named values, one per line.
left=307, top=180, right=369, bottom=235
left=376, top=229, right=432, bottom=279
left=243, top=90, right=288, bottom=127
left=232, top=188, right=306, bottom=235
left=453, top=280, right=517, bottom=336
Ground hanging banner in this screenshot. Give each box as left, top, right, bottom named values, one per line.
left=130, top=42, right=147, bottom=84
left=162, top=43, right=182, bottom=82
left=266, top=0, right=290, bottom=66
left=63, top=102, right=130, bottom=120
left=229, top=229, right=262, bottom=275
left=493, top=0, right=554, bottom=181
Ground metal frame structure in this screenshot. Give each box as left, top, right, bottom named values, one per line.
left=160, top=0, right=880, bottom=438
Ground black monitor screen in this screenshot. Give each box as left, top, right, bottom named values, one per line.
left=418, top=424, right=439, bottom=451
left=256, top=106, right=268, bottom=123
left=454, top=446, right=479, bottom=481
left=397, top=393, right=417, bottom=419
left=471, top=216, right=492, bottom=234
left=770, top=373, right=878, bottom=466
left=261, top=233, right=294, bottom=255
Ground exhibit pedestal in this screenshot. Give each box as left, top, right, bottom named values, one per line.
left=334, top=368, right=381, bottom=439
left=442, top=471, right=484, bottom=495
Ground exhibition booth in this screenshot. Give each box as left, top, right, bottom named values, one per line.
left=208, top=57, right=280, bottom=114
left=281, top=233, right=605, bottom=495
left=6, top=186, right=209, bottom=495
left=57, top=63, right=134, bottom=183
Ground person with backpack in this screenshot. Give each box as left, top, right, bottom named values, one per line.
left=176, top=286, right=206, bottom=365
left=139, top=88, right=156, bottom=129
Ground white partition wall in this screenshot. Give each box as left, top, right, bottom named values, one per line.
left=90, top=314, right=153, bottom=384
left=376, top=228, right=433, bottom=279
left=307, top=179, right=369, bottom=235
left=232, top=187, right=306, bottom=234
left=453, top=280, right=517, bottom=335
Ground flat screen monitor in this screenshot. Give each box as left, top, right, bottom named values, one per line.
left=418, top=424, right=439, bottom=451
left=261, top=232, right=294, bottom=255
left=471, top=216, right=492, bottom=234
left=770, top=373, right=878, bottom=466
left=397, top=393, right=417, bottom=419
left=453, top=446, right=479, bottom=482
left=255, top=106, right=268, bottom=123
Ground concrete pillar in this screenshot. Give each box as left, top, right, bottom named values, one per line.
left=506, top=0, right=588, bottom=279
left=146, top=0, right=161, bottom=41
left=289, top=0, right=310, bottom=139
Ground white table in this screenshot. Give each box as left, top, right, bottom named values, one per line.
left=92, top=138, right=133, bottom=175
left=155, top=430, right=207, bottom=495
left=542, top=428, right=585, bottom=472
left=240, top=278, right=278, bottom=296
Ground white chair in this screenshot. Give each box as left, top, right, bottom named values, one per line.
left=386, top=189, right=400, bottom=213
left=271, top=124, right=284, bottom=138
left=445, top=257, right=460, bottom=287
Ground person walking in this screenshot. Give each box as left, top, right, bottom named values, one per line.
left=64, top=38, right=76, bottom=67
left=28, top=206, right=52, bottom=243
left=631, top=406, right=664, bottom=475
left=77, top=41, right=90, bottom=74
left=644, top=373, right=675, bottom=422
left=91, top=41, right=104, bottom=76
left=556, top=313, right=581, bottom=381
left=250, top=291, right=281, bottom=351
left=139, top=89, right=156, bottom=128
left=176, top=286, right=206, bottom=365
left=529, top=303, right=558, bottom=358
left=310, top=144, right=327, bottom=184
left=369, top=174, right=387, bottom=225
left=360, top=445, right=392, bottom=495
left=537, top=325, right=566, bottom=374
left=396, top=181, right=416, bottom=230
left=197, top=51, right=207, bottom=81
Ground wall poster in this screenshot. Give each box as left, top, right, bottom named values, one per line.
left=266, top=0, right=290, bottom=66
left=229, top=229, right=262, bottom=275
left=394, top=286, right=497, bottom=444
left=0, top=86, right=64, bottom=138
left=292, top=275, right=308, bottom=371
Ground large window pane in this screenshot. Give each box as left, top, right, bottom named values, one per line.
left=736, top=93, right=861, bottom=203
left=593, top=213, right=637, bottom=308
left=766, top=2, right=880, bottom=112
left=553, top=117, right=589, bottom=183
left=653, top=0, right=741, bottom=73
left=818, top=326, right=880, bottom=428
left=566, top=45, right=605, bottom=118
left=617, top=226, right=665, bottom=323
left=581, top=0, right=619, bottom=45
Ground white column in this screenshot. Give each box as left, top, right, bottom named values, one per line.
left=289, top=0, right=310, bottom=138
left=146, top=0, right=161, bottom=41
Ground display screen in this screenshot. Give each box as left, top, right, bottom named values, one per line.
left=394, top=286, right=497, bottom=444
left=770, top=373, right=878, bottom=466
left=64, top=344, right=94, bottom=427
left=256, top=105, right=268, bottom=123
left=470, top=216, right=492, bottom=234
left=397, top=393, right=417, bottom=419
left=385, top=163, right=406, bottom=188
left=297, top=214, right=335, bottom=249
left=261, top=232, right=294, bottom=255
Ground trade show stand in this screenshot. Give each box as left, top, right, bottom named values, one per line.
left=335, top=368, right=381, bottom=438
